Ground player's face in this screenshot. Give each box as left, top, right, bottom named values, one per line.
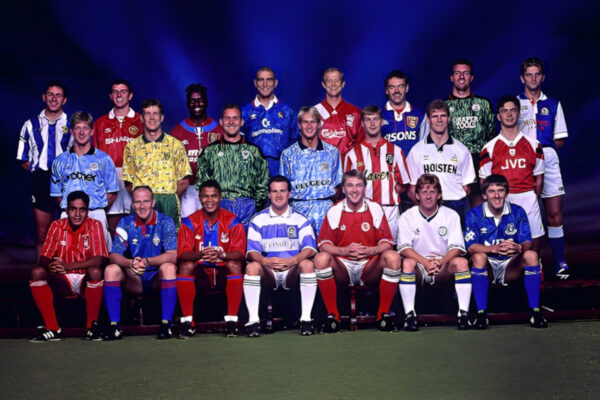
left=385, top=77, right=409, bottom=107
left=450, top=64, right=473, bottom=91
left=42, top=86, right=67, bottom=114
left=268, top=181, right=291, bottom=212
left=428, top=109, right=449, bottom=135
left=520, top=66, right=545, bottom=92
left=322, top=71, right=345, bottom=97
left=141, top=106, right=164, bottom=134
left=187, top=92, right=206, bottom=119
left=342, top=176, right=366, bottom=207
left=132, top=188, right=155, bottom=222
left=220, top=108, right=243, bottom=138
left=254, top=70, right=278, bottom=99
left=299, top=113, right=319, bottom=140
left=109, top=84, right=132, bottom=110
left=66, top=199, right=89, bottom=229
left=362, top=113, right=383, bottom=138
left=497, top=102, right=519, bottom=129
left=415, top=183, right=441, bottom=214
left=199, top=186, right=221, bottom=214
left=483, top=183, right=507, bottom=213
left=71, top=122, right=92, bottom=147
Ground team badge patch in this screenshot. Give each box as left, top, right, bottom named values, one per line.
left=287, top=226, right=297, bottom=239
left=152, top=234, right=161, bottom=246
left=321, top=162, right=329, bottom=170
left=163, top=152, right=171, bottom=160
left=83, top=235, right=90, bottom=249
left=451, top=154, right=458, bottom=162
left=472, top=104, right=481, bottom=112
left=449, top=106, right=455, bottom=113
left=541, top=107, right=549, bottom=116
left=104, top=128, right=112, bottom=133
left=407, top=116, right=418, bottom=129
left=217, top=151, right=224, bottom=157
left=386, top=154, right=394, bottom=165
left=413, top=228, right=420, bottom=236
left=438, top=226, right=448, bottom=236
left=62, top=126, right=68, bottom=133
left=361, top=222, right=370, bottom=232
left=346, top=114, right=355, bottom=128
left=278, top=112, right=284, bottom=119
left=89, top=163, right=99, bottom=171
left=464, top=230, right=475, bottom=242
left=209, top=132, right=220, bottom=143
left=357, top=161, right=364, bottom=167
left=194, top=235, right=202, bottom=240
left=221, top=232, right=230, bottom=243
left=129, top=126, right=139, bottom=135
left=60, top=240, right=67, bottom=246
left=504, top=223, right=517, bottom=235
left=423, top=155, right=429, bottom=161
left=241, top=150, right=250, bottom=159
left=509, top=149, right=516, bottom=156
left=340, top=224, right=346, bottom=231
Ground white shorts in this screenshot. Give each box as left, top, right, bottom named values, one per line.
left=107, top=168, right=132, bottom=215
left=60, top=208, right=112, bottom=250
left=507, top=191, right=545, bottom=239
left=383, top=205, right=400, bottom=244
left=338, top=258, right=368, bottom=286
left=489, top=257, right=512, bottom=285
left=541, top=147, right=565, bottom=199
left=62, top=273, right=85, bottom=296
left=271, top=269, right=290, bottom=290
left=180, top=185, right=202, bottom=218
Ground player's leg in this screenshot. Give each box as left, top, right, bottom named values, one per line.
left=102, top=264, right=126, bottom=340
left=176, top=261, right=197, bottom=337
left=286, top=260, right=317, bottom=335
left=363, top=251, right=401, bottom=327
left=399, top=258, right=418, bottom=331
left=469, top=253, right=491, bottom=329
left=243, top=261, right=269, bottom=336
left=314, top=252, right=344, bottom=324
left=82, top=266, right=104, bottom=339
left=505, top=250, right=547, bottom=327
left=544, top=195, right=568, bottom=277
left=29, top=266, right=61, bottom=340
left=33, top=209, right=53, bottom=262
left=156, top=263, right=177, bottom=339
left=437, top=257, right=472, bottom=329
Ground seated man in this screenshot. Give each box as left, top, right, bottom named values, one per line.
left=397, top=173, right=472, bottom=331
left=314, top=169, right=401, bottom=332
left=244, top=176, right=318, bottom=337
left=176, top=180, right=246, bottom=338
left=29, top=190, right=108, bottom=342
left=465, top=174, right=547, bottom=329
left=102, top=186, right=178, bottom=340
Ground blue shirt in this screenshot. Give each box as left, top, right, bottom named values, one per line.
left=382, top=101, right=425, bottom=156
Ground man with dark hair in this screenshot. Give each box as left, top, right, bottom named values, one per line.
left=17, top=81, right=72, bottom=260
left=176, top=180, right=246, bottom=338
left=241, top=66, right=297, bottom=177
left=29, top=190, right=108, bottom=341
left=103, top=186, right=178, bottom=340
left=315, top=67, right=364, bottom=157
left=397, top=173, right=472, bottom=331
left=465, top=174, right=547, bottom=329
left=518, top=57, right=570, bottom=279
left=171, top=83, right=224, bottom=218
left=93, top=79, right=143, bottom=237
left=122, top=98, right=192, bottom=228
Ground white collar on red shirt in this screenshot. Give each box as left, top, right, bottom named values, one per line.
left=342, top=199, right=368, bottom=213
left=253, top=95, right=279, bottom=110
left=109, top=107, right=135, bottom=119
left=499, top=131, right=525, bottom=147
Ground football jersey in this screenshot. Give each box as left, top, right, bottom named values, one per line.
left=518, top=92, right=568, bottom=149
left=446, top=94, right=495, bottom=154
left=344, top=138, right=410, bottom=206
left=397, top=205, right=465, bottom=258
left=170, top=117, right=223, bottom=179
left=112, top=210, right=176, bottom=259
left=92, top=108, right=143, bottom=168
left=42, top=217, right=108, bottom=274
left=464, top=202, right=532, bottom=261
left=50, top=147, right=119, bottom=210
left=247, top=206, right=316, bottom=258
left=381, top=101, right=425, bottom=156
left=279, top=139, right=342, bottom=201
left=318, top=199, right=393, bottom=259
left=406, top=135, right=475, bottom=200
left=479, top=132, right=545, bottom=194
left=315, top=99, right=364, bottom=156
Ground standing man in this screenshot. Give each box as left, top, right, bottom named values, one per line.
left=242, top=66, right=297, bottom=177
left=465, top=174, right=547, bottom=329
left=93, top=79, right=143, bottom=237
left=17, top=81, right=71, bottom=260
left=171, top=83, right=223, bottom=218
left=344, top=105, right=411, bottom=241
left=197, top=104, right=270, bottom=228
left=50, top=111, right=118, bottom=248
left=446, top=58, right=495, bottom=207
left=29, top=191, right=108, bottom=341
left=122, top=98, right=192, bottom=228
left=315, top=67, right=364, bottom=157
left=397, top=174, right=473, bottom=331
left=244, top=176, right=318, bottom=337
left=479, top=95, right=545, bottom=252
left=406, top=100, right=476, bottom=224
left=280, top=106, right=342, bottom=235
left=518, top=57, right=570, bottom=279
left=314, top=170, right=402, bottom=332
left=176, top=180, right=246, bottom=338
left=103, top=186, right=178, bottom=340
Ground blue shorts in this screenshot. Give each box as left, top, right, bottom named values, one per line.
left=141, top=268, right=159, bottom=294
left=220, top=197, right=256, bottom=229
left=266, top=157, right=280, bottom=178
left=290, top=199, right=333, bottom=235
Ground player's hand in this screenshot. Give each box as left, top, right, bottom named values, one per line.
left=131, top=257, right=146, bottom=275
left=202, top=247, right=220, bottom=264
left=49, top=258, right=66, bottom=274
left=355, top=245, right=372, bottom=261
left=273, top=257, right=297, bottom=271
left=423, top=258, right=440, bottom=275
left=345, top=243, right=363, bottom=260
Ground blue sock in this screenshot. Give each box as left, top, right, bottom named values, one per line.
left=471, top=267, right=489, bottom=312
left=547, top=226, right=566, bottom=270
left=103, top=281, right=122, bottom=323
left=160, top=279, right=177, bottom=322
left=523, top=266, right=541, bottom=309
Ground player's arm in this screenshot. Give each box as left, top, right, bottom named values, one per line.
left=247, top=251, right=278, bottom=269
left=399, top=247, right=439, bottom=273
left=534, top=173, right=544, bottom=198
left=273, top=247, right=317, bottom=271
left=110, top=252, right=135, bottom=268
left=437, top=248, right=464, bottom=266
left=147, top=249, right=177, bottom=267
left=462, top=185, right=471, bottom=196
left=20, top=161, right=30, bottom=171
left=467, top=243, right=500, bottom=255
left=106, top=193, right=117, bottom=209
left=176, top=178, right=189, bottom=197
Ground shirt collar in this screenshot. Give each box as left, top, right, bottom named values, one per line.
left=483, top=202, right=511, bottom=218
left=39, top=110, right=67, bottom=124
left=268, top=205, right=292, bottom=218
left=134, top=210, right=157, bottom=227
left=109, top=107, right=135, bottom=119
left=69, top=145, right=96, bottom=155
left=142, top=132, right=165, bottom=143
left=342, top=199, right=368, bottom=213
left=419, top=206, right=439, bottom=222
left=448, top=93, right=475, bottom=100
left=220, top=135, right=245, bottom=145
left=385, top=100, right=413, bottom=114
left=298, top=138, right=324, bottom=151
left=253, top=95, right=279, bottom=110
left=498, top=131, right=524, bottom=146
left=426, top=133, right=453, bottom=150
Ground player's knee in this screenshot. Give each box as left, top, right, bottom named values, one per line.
left=546, top=212, right=562, bottom=226
left=313, top=252, right=331, bottom=269
left=471, top=253, right=488, bottom=268
left=382, top=250, right=401, bottom=270
left=87, top=266, right=103, bottom=281
left=246, top=261, right=261, bottom=276
left=452, top=257, right=469, bottom=272
left=159, top=262, right=177, bottom=278
left=30, top=266, right=48, bottom=281
left=104, top=264, right=122, bottom=280
left=401, top=258, right=416, bottom=273
left=522, top=250, right=539, bottom=266
left=298, top=259, right=315, bottom=273
left=226, top=260, right=243, bottom=275
left=178, top=261, right=196, bottom=276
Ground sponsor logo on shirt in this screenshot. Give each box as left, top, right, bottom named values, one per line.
left=321, top=129, right=346, bottom=139
left=261, top=118, right=271, bottom=128
left=294, top=179, right=332, bottom=190
left=104, top=136, right=134, bottom=145
left=384, top=131, right=417, bottom=143
left=365, top=171, right=390, bottom=181
left=453, top=116, right=478, bottom=130
left=423, top=164, right=458, bottom=174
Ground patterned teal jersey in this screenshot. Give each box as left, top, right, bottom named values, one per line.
left=446, top=94, right=495, bottom=154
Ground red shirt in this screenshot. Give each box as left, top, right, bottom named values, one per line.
left=42, top=217, right=108, bottom=273
left=315, top=99, right=364, bottom=157
left=92, top=108, right=143, bottom=168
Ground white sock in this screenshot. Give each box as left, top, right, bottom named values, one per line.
left=455, top=282, right=472, bottom=312
left=243, top=275, right=261, bottom=324
left=299, top=272, right=317, bottom=322
left=399, top=283, right=416, bottom=314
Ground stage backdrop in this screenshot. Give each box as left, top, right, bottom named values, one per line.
left=1, top=0, right=599, bottom=245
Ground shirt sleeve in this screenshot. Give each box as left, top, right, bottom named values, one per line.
left=253, top=151, right=270, bottom=205
left=394, top=147, right=410, bottom=184
left=298, top=218, right=317, bottom=251
left=533, top=141, right=545, bottom=176
left=246, top=218, right=263, bottom=255
left=483, top=99, right=496, bottom=143
left=375, top=213, right=394, bottom=245
left=176, top=221, right=196, bottom=258
left=317, top=215, right=335, bottom=248
left=90, top=220, right=109, bottom=258
left=121, top=143, right=134, bottom=183
left=553, top=102, right=568, bottom=140
left=406, top=147, right=420, bottom=185
left=195, top=147, right=211, bottom=190
left=50, top=157, right=64, bottom=198
left=332, top=148, right=343, bottom=186
left=174, top=139, right=193, bottom=181
left=515, top=205, right=532, bottom=245
left=397, top=213, right=415, bottom=252
left=103, top=154, right=119, bottom=193
left=16, top=120, right=31, bottom=162
left=464, top=209, right=480, bottom=250
left=111, top=219, right=128, bottom=256
left=227, top=219, right=247, bottom=255
left=343, top=150, right=355, bottom=172
left=460, top=146, right=476, bottom=185
left=478, top=145, right=492, bottom=179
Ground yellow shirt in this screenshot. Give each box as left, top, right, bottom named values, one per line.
left=122, top=133, right=191, bottom=194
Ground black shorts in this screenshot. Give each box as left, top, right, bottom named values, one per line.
left=468, top=153, right=482, bottom=196
left=31, top=169, right=58, bottom=212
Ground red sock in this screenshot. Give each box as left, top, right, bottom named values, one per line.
left=317, top=277, right=339, bottom=320
left=226, top=274, right=243, bottom=317
left=85, top=280, right=103, bottom=329
left=377, top=279, right=397, bottom=319
left=177, top=275, right=196, bottom=323
left=30, top=281, right=59, bottom=331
